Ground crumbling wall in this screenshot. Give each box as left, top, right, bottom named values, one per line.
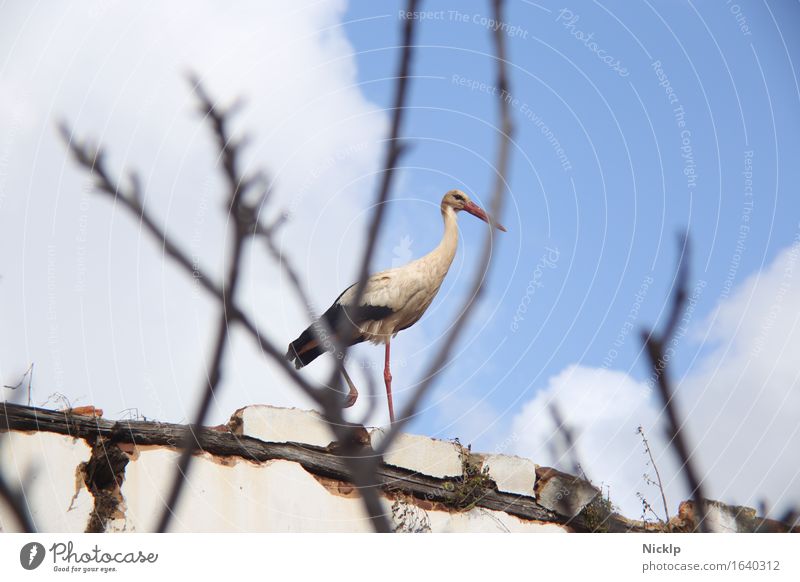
left=0, top=404, right=793, bottom=533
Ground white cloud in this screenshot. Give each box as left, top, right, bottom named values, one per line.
left=680, top=240, right=800, bottom=515
left=508, top=240, right=800, bottom=520
left=0, top=1, right=389, bottom=425
left=508, top=365, right=682, bottom=520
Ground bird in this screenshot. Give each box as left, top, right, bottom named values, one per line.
left=285, top=189, right=506, bottom=423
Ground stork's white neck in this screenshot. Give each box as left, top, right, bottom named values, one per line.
left=419, top=205, right=459, bottom=279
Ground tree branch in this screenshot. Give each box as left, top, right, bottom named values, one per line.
left=640, top=235, right=707, bottom=532
left=376, top=0, right=514, bottom=456
left=154, top=77, right=253, bottom=532
left=59, top=76, right=394, bottom=533
left=0, top=396, right=36, bottom=532
left=327, top=0, right=420, bottom=385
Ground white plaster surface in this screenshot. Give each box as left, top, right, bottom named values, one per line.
left=235, top=405, right=336, bottom=448
left=390, top=499, right=567, bottom=532
left=116, top=446, right=561, bottom=532
left=482, top=454, right=537, bottom=497
left=0, top=431, right=94, bottom=532
left=705, top=504, right=740, bottom=533
left=117, top=449, right=377, bottom=532
left=428, top=507, right=568, bottom=533
left=370, top=428, right=463, bottom=479
left=0, top=407, right=633, bottom=532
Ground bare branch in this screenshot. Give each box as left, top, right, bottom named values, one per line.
left=154, top=76, right=263, bottom=532
left=327, top=0, right=420, bottom=388
left=256, top=214, right=393, bottom=530
left=779, top=507, right=799, bottom=530
left=60, top=76, right=394, bottom=533
left=376, top=0, right=514, bottom=455
left=548, top=403, right=583, bottom=479
left=58, top=126, right=323, bottom=406
left=0, top=396, right=36, bottom=532
left=257, top=220, right=348, bottom=406
left=56, top=0, right=453, bottom=534
left=276, top=0, right=424, bottom=533
left=640, top=234, right=707, bottom=532
left=0, top=470, right=35, bottom=532
left=353, top=359, right=380, bottom=427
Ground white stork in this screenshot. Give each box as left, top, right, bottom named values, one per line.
left=286, top=189, right=506, bottom=423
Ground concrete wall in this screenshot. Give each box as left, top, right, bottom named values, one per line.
left=2, top=405, right=780, bottom=533
left=0, top=405, right=565, bottom=533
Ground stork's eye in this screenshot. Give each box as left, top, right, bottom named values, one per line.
left=453, top=193, right=465, bottom=202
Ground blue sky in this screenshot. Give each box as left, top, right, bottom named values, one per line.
left=1, top=0, right=798, bottom=518
left=335, top=1, right=800, bottom=514
left=340, top=0, right=800, bottom=425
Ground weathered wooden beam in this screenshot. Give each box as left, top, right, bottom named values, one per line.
left=1, top=402, right=647, bottom=532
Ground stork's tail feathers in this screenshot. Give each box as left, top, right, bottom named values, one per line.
left=287, top=300, right=393, bottom=369
left=285, top=325, right=326, bottom=369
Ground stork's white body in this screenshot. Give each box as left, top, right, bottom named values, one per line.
left=339, top=206, right=459, bottom=344
left=286, top=189, right=504, bottom=423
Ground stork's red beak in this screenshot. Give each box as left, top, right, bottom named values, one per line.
left=463, top=201, right=507, bottom=232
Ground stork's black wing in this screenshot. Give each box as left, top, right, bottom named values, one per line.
left=285, top=284, right=395, bottom=369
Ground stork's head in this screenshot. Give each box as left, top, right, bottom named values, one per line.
left=441, top=189, right=507, bottom=232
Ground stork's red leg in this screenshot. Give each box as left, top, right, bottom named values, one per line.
left=341, top=365, right=358, bottom=408
left=384, top=340, right=395, bottom=423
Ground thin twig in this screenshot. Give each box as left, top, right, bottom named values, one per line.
left=58, top=127, right=322, bottom=407
left=60, top=76, right=393, bottom=533
left=299, top=0, right=422, bottom=533
left=327, top=0, right=420, bottom=388
left=259, top=214, right=393, bottom=529
left=640, top=234, right=707, bottom=532
left=154, top=76, right=265, bottom=532
left=3, top=363, right=34, bottom=406
left=636, top=491, right=663, bottom=523
left=258, top=223, right=351, bottom=407
left=376, top=0, right=514, bottom=455
left=637, top=425, right=670, bottom=522
left=353, top=358, right=380, bottom=427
